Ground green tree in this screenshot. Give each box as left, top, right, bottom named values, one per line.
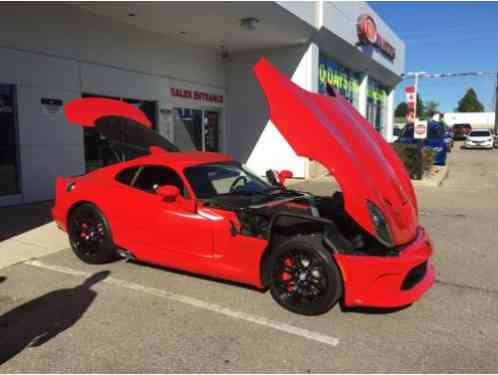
left=425, top=100, right=440, bottom=117
left=416, top=93, right=426, bottom=119
left=456, top=88, right=484, bottom=112
left=394, top=102, right=408, bottom=118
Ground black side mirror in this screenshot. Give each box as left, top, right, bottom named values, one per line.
left=265, top=169, right=280, bottom=186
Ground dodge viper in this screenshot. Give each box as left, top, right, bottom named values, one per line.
left=53, top=58, right=435, bottom=315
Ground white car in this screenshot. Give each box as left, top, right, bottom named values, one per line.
left=463, top=129, right=495, bottom=150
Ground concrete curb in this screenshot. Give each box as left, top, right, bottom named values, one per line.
left=411, top=165, right=449, bottom=188
left=0, top=222, right=68, bottom=270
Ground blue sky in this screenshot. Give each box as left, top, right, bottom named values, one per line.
left=369, top=1, right=498, bottom=112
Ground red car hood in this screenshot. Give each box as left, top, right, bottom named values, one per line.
left=253, top=58, right=418, bottom=246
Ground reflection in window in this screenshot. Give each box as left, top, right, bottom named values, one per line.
left=81, top=94, right=157, bottom=172
left=0, top=84, right=19, bottom=195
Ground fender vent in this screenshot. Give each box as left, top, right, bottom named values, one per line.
left=401, top=261, right=427, bottom=290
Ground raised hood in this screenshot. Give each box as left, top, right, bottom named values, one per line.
left=65, top=98, right=179, bottom=152
left=253, top=58, right=418, bottom=246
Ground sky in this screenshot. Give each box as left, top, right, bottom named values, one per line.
left=369, top=1, right=498, bottom=113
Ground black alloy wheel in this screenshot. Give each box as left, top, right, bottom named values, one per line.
left=68, top=203, right=118, bottom=264
left=268, top=235, right=343, bottom=316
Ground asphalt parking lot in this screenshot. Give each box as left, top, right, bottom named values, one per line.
left=1, top=144, right=498, bottom=372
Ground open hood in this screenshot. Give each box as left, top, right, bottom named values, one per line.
left=253, top=58, right=418, bottom=246
left=64, top=98, right=179, bottom=152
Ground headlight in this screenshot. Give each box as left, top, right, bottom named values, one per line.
left=367, top=201, right=393, bottom=247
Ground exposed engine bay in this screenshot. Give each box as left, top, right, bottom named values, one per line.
left=205, top=188, right=397, bottom=257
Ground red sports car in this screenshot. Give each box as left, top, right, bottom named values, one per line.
left=53, top=58, right=435, bottom=316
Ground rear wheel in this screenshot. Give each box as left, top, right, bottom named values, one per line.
left=268, top=235, right=343, bottom=316
left=68, top=203, right=118, bottom=264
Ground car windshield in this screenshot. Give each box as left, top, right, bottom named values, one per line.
left=469, top=131, right=491, bottom=137
left=184, top=161, right=272, bottom=200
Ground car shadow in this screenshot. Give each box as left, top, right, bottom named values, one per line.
left=0, top=271, right=109, bottom=366
left=128, top=259, right=267, bottom=294
left=340, top=304, right=411, bottom=315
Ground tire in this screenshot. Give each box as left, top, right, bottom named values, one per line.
left=68, top=203, right=119, bottom=264
left=268, top=234, right=343, bottom=316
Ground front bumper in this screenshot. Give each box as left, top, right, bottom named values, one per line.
left=335, top=227, right=435, bottom=308
left=464, top=142, right=493, bottom=149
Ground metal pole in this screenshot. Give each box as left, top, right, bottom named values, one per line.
left=494, top=72, right=498, bottom=134
left=414, top=73, right=423, bottom=180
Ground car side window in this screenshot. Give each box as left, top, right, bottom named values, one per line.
left=133, top=166, right=188, bottom=197
left=115, top=166, right=140, bottom=186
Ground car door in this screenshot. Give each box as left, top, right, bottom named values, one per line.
left=113, top=164, right=214, bottom=273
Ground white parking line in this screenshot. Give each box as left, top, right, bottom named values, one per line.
left=25, top=259, right=340, bottom=347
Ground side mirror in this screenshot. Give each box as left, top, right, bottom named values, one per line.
left=156, top=185, right=180, bottom=202
left=265, top=169, right=280, bottom=186
left=278, top=170, right=293, bottom=185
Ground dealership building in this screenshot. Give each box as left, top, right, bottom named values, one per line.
left=0, top=1, right=405, bottom=207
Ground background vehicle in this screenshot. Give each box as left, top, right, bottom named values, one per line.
left=442, top=123, right=454, bottom=151
left=452, top=123, right=472, bottom=140
left=398, top=121, right=448, bottom=165
left=392, top=127, right=402, bottom=143
left=463, top=129, right=494, bottom=149
left=53, top=58, right=434, bottom=316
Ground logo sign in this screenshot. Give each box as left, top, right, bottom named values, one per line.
left=414, top=121, right=428, bottom=140
left=170, top=88, right=223, bottom=104
left=357, top=15, right=396, bottom=60
left=41, top=98, right=63, bottom=116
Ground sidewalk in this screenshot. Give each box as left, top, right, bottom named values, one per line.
left=0, top=201, right=68, bottom=269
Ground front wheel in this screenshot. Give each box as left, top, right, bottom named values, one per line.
left=68, top=203, right=119, bottom=264
left=268, top=235, right=343, bottom=316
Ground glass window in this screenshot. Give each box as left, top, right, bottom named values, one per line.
left=133, top=166, right=187, bottom=196
left=82, top=94, right=158, bottom=172
left=318, top=54, right=361, bottom=108
left=0, top=84, right=19, bottom=195
left=366, top=79, right=388, bottom=133
left=115, top=166, right=140, bottom=186
left=184, top=162, right=270, bottom=200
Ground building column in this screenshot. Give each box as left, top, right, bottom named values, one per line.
left=358, top=74, right=368, bottom=117
left=384, top=89, right=395, bottom=142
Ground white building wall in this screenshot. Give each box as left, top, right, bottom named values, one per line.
left=443, top=112, right=495, bottom=128
left=0, top=3, right=225, bottom=205
left=225, top=44, right=314, bottom=178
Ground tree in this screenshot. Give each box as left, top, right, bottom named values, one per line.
left=416, top=93, right=426, bottom=119
left=456, top=88, right=484, bottom=112
left=395, top=102, right=408, bottom=118
left=425, top=101, right=440, bottom=117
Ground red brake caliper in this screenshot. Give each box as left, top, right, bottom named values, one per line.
left=282, top=257, right=294, bottom=292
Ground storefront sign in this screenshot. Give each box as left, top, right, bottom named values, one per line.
left=357, top=15, right=396, bottom=60
left=170, top=88, right=223, bottom=104
left=318, top=54, right=360, bottom=108
left=41, top=98, right=63, bottom=116
left=405, top=86, right=416, bottom=110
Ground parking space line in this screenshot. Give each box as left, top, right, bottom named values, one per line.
left=25, top=259, right=340, bottom=347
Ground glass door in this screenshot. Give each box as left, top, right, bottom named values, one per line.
left=174, top=108, right=220, bottom=152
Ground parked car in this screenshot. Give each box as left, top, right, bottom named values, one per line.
left=392, top=127, right=402, bottom=143
left=442, top=123, right=454, bottom=151
left=53, top=58, right=434, bottom=316
left=452, top=123, right=472, bottom=140
left=398, top=121, right=448, bottom=165
left=463, top=129, right=495, bottom=150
